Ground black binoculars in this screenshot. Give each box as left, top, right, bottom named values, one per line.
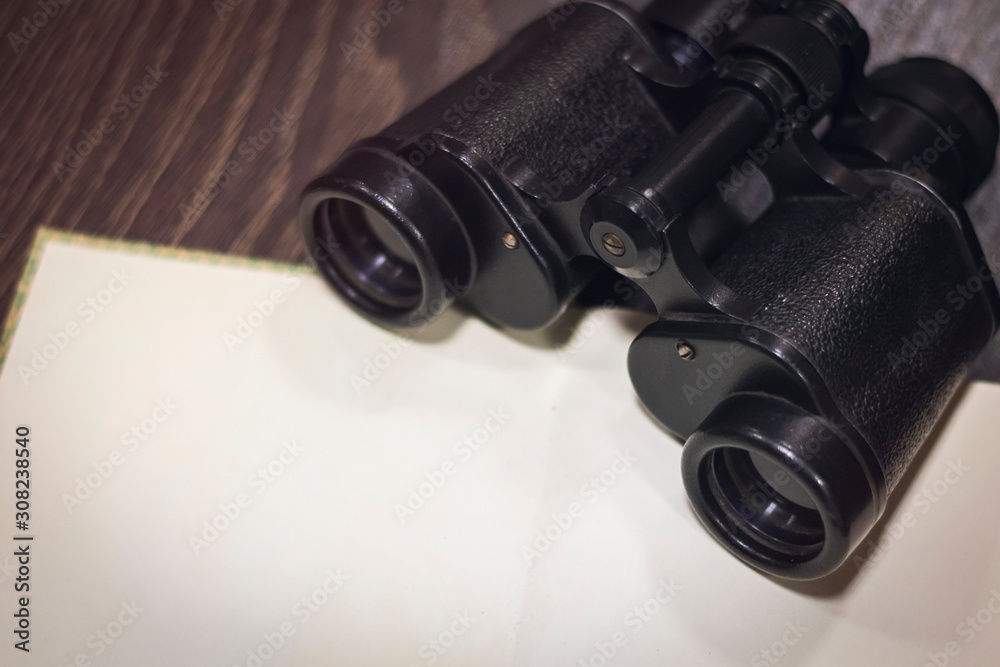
left=299, top=0, right=1000, bottom=579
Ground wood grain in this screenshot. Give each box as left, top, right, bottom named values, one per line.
left=1, top=0, right=1000, bottom=375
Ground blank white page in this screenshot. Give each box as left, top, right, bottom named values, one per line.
left=1, top=230, right=999, bottom=666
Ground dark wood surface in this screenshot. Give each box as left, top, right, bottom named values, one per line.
left=2, top=0, right=1000, bottom=374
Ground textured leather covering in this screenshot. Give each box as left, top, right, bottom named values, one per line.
left=711, top=191, right=996, bottom=490
left=381, top=4, right=675, bottom=196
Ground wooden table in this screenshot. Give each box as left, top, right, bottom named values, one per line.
left=2, top=0, right=999, bottom=376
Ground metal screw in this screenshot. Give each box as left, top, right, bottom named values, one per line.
left=677, top=341, right=696, bottom=361
left=502, top=232, right=518, bottom=249
left=602, top=233, right=626, bottom=257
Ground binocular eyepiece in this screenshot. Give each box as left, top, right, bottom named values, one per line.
left=301, top=0, right=1000, bottom=579
left=302, top=149, right=475, bottom=327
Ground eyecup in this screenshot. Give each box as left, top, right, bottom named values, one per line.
left=865, top=58, right=1000, bottom=197
left=681, top=393, right=882, bottom=580
left=300, top=147, right=476, bottom=329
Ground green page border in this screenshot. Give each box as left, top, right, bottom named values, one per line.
left=0, top=227, right=312, bottom=374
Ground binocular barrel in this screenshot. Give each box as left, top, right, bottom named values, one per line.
left=300, top=0, right=1000, bottom=579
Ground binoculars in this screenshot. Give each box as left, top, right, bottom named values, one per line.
left=299, top=0, right=1000, bottom=579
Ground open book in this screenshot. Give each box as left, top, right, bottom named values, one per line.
left=1, top=229, right=999, bottom=666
